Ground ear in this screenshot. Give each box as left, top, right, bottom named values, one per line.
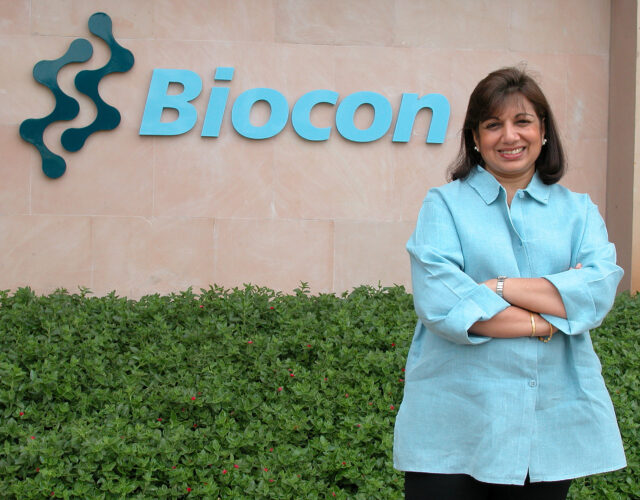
left=472, top=130, right=480, bottom=150
left=540, top=118, right=546, bottom=140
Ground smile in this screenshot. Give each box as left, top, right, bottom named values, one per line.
left=499, top=147, right=524, bottom=155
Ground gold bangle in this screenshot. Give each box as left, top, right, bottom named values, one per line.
left=529, top=313, right=536, bottom=337
left=539, top=320, right=554, bottom=343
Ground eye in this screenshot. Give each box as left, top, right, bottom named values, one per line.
left=484, top=122, right=500, bottom=130
left=517, top=119, right=532, bottom=125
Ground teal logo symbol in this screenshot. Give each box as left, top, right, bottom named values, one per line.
left=19, top=12, right=134, bottom=179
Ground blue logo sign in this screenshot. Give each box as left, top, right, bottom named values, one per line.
left=20, top=12, right=449, bottom=180
left=139, top=68, right=450, bottom=144
left=19, top=12, right=134, bottom=179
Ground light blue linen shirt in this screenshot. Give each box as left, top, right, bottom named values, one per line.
left=393, top=165, right=626, bottom=485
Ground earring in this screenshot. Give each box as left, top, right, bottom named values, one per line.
left=474, top=146, right=479, bottom=152
left=542, top=138, right=547, bottom=145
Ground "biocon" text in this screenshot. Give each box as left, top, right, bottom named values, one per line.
left=139, top=67, right=450, bottom=144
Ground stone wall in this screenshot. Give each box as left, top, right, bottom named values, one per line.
left=0, top=0, right=612, bottom=296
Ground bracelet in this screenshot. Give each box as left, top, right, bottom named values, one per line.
left=496, top=276, right=507, bottom=298
left=539, top=320, right=554, bottom=343
left=529, top=313, right=536, bottom=337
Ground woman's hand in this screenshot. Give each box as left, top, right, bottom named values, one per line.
left=482, top=263, right=582, bottom=318
left=470, top=307, right=556, bottom=338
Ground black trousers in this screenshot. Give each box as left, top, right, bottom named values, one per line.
left=404, top=472, right=572, bottom=500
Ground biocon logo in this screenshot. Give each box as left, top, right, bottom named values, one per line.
left=139, top=68, right=450, bottom=144
left=19, top=12, right=134, bottom=179
left=21, top=12, right=449, bottom=180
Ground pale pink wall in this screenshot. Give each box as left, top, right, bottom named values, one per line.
left=607, top=0, right=639, bottom=293
left=0, top=0, right=611, bottom=297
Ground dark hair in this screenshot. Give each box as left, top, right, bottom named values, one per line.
left=448, top=66, right=565, bottom=184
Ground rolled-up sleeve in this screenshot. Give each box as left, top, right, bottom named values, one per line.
left=408, top=192, right=509, bottom=345
left=542, top=200, right=623, bottom=335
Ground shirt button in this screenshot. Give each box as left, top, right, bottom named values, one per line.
left=529, top=380, right=537, bottom=387
left=519, top=192, right=525, bottom=198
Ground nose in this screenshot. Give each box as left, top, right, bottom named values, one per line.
left=502, top=122, right=519, bottom=143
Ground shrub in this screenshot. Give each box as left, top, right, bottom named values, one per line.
left=567, top=292, right=640, bottom=499
left=0, top=286, right=637, bottom=499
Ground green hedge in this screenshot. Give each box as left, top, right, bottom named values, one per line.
left=0, top=285, right=638, bottom=499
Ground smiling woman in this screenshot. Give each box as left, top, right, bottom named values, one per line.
left=473, top=96, right=545, bottom=202
left=452, top=67, right=565, bottom=189
left=394, top=67, right=625, bottom=500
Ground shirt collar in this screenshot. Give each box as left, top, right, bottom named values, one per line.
left=466, top=165, right=550, bottom=205
left=523, top=170, right=550, bottom=204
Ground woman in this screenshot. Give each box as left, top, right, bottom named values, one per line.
left=393, top=67, right=626, bottom=499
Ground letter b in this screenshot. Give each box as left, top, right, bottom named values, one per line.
left=139, top=69, right=202, bottom=136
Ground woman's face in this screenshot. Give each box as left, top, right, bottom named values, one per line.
left=473, top=95, right=545, bottom=183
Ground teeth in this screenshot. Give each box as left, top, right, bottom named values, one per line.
left=501, top=147, right=523, bottom=155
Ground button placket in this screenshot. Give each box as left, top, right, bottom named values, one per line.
left=509, top=193, right=533, bottom=277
